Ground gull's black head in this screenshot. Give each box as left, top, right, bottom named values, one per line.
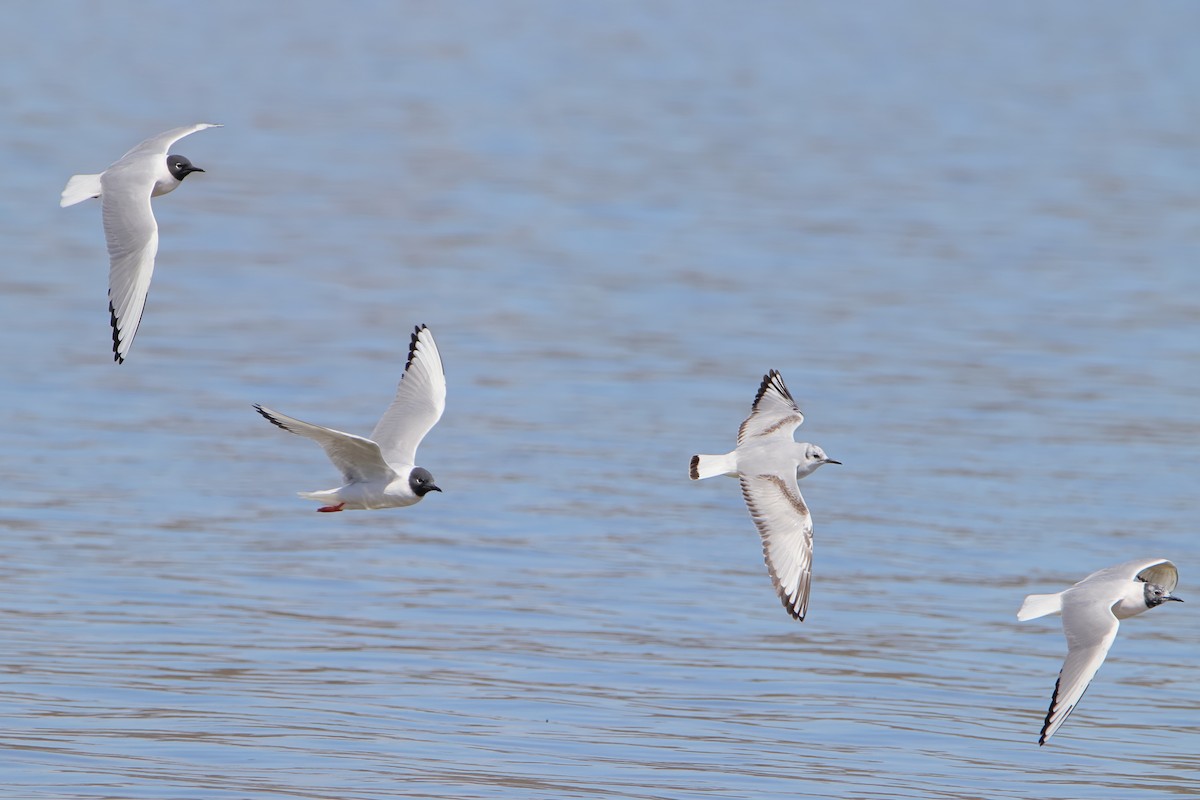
left=409, top=466, right=441, bottom=497
left=1144, top=582, right=1183, bottom=608
left=166, top=154, right=204, bottom=181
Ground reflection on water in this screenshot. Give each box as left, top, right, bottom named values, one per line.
left=2, top=2, right=1199, bottom=798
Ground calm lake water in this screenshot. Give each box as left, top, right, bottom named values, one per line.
left=2, top=2, right=1199, bottom=798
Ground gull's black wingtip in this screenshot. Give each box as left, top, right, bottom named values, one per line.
left=1037, top=676, right=1062, bottom=746
left=108, top=300, right=124, bottom=364
left=405, top=323, right=429, bottom=372
left=752, top=369, right=791, bottom=407
left=778, top=582, right=806, bottom=622
left=253, top=403, right=290, bottom=433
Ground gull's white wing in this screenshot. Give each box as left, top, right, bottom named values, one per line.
left=738, top=370, right=805, bottom=445
left=1038, top=594, right=1121, bottom=745
left=1135, top=560, right=1178, bottom=592
left=255, top=404, right=395, bottom=484
left=119, top=123, right=222, bottom=160
left=1085, top=558, right=1178, bottom=593
left=739, top=471, right=814, bottom=621
left=369, top=325, right=446, bottom=467
left=100, top=158, right=161, bottom=363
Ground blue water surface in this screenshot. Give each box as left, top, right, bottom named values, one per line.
left=1, top=2, right=1198, bottom=798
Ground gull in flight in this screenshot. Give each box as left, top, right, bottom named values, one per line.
left=61, top=123, right=221, bottom=363
left=254, top=324, right=446, bottom=512
left=1018, top=557, right=1183, bottom=745
left=690, top=370, right=840, bottom=621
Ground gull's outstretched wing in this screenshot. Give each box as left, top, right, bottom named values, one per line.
left=739, top=471, right=814, bottom=621
left=119, top=123, right=222, bottom=159
left=1074, top=558, right=1177, bottom=592
left=255, top=404, right=395, bottom=484
left=738, top=370, right=805, bottom=445
left=1038, top=594, right=1121, bottom=745
left=100, top=158, right=161, bottom=363
left=1134, top=560, right=1179, bottom=593
left=369, top=325, right=446, bottom=467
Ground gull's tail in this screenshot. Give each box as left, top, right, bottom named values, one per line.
left=298, top=489, right=340, bottom=503
left=61, top=173, right=103, bottom=207
left=1017, top=592, right=1064, bottom=621
left=690, top=452, right=737, bottom=481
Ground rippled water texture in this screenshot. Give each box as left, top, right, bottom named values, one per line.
left=2, top=2, right=1199, bottom=798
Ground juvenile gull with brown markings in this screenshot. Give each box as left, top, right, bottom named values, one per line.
left=689, top=370, right=840, bottom=621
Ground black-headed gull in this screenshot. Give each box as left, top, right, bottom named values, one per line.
left=61, top=123, right=221, bottom=363
left=690, top=370, right=840, bottom=621
left=1018, top=557, right=1183, bottom=745
left=255, top=324, right=446, bottom=512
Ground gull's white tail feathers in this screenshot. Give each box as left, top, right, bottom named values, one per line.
left=1018, top=592, right=1064, bottom=621
left=60, top=173, right=103, bottom=207
left=690, top=452, right=737, bottom=481
left=298, top=489, right=339, bottom=503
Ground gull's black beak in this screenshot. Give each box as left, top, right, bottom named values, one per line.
left=824, top=458, right=842, bottom=465
left=415, top=482, right=441, bottom=497
left=187, top=166, right=206, bottom=174
left=1167, top=595, right=1184, bottom=602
